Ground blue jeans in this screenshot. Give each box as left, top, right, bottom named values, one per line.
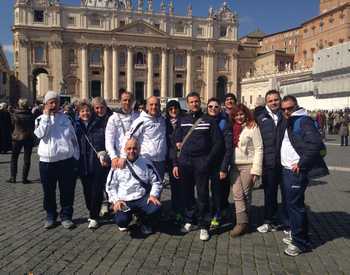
left=39, top=158, right=76, bottom=221
left=281, top=168, right=311, bottom=251
left=114, top=195, right=161, bottom=228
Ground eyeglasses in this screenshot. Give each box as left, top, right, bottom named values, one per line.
left=208, top=105, right=220, bottom=109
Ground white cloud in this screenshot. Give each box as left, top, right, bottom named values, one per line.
left=2, top=44, right=13, bottom=54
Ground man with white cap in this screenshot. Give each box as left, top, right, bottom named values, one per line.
left=35, top=91, right=80, bottom=229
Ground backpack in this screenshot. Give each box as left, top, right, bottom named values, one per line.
left=293, top=116, right=327, bottom=158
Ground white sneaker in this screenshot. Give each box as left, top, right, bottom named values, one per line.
left=283, top=229, right=291, bottom=236
left=257, top=223, right=277, bottom=233
left=140, top=224, right=153, bottom=235
left=88, top=219, right=99, bottom=229
left=182, top=222, right=192, bottom=233
left=199, top=229, right=210, bottom=241
left=118, top=226, right=128, bottom=232
left=282, top=236, right=293, bottom=245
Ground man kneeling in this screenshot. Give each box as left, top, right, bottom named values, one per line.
left=106, top=138, right=162, bottom=234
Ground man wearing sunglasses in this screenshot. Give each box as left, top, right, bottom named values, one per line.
left=280, top=95, right=328, bottom=256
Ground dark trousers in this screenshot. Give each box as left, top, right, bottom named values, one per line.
left=281, top=168, right=310, bottom=251
left=114, top=195, right=161, bottom=228
left=152, top=161, right=166, bottom=181
left=39, top=158, right=76, bottom=221
left=81, top=168, right=108, bottom=220
left=179, top=156, right=210, bottom=229
left=10, top=139, right=33, bottom=180
left=262, top=167, right=289, bottom=226
left=210, top=166, right=230, bottom=217
left=169, top=169, right=184, bottom=214
left=341, top=136, right=348, bottom=146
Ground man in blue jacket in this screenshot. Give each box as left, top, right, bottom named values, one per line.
left=280, top=95, right=329, bottom=256
left=256, top=90, right=288, bottom=233
left=173, top=92, right=223, bottom=241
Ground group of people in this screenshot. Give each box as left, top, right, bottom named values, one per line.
left=4, top=88, right=329, bottom=257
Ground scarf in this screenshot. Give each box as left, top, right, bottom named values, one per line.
left=232, top=122, right=243, bottom=148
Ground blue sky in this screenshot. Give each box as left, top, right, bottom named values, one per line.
left=0, top=0, right=320, bottom=66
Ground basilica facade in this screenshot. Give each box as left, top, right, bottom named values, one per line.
left=13, top=0, right=239, bottom=103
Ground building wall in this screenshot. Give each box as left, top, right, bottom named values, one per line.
left=0, top=45, right=11, bottom=101
left=320, top=0, right=350, bottom=14
left=13, top=0, right=239, bottom=103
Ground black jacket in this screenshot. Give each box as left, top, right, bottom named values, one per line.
left=11, top=109, right=35, bottom=142
left=174, top=111, right=224, bottom=167
left=257, top=108, right=286, bottom=169
left=287, top=113, right=329, bottom=179
left=212, top=112, right=233, bottom=173
left=75, top=115, right=108, bottom=176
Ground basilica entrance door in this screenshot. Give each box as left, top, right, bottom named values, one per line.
left=135, top=81, right=144, bottom=102
left=90, top=80, right=101, bottom=98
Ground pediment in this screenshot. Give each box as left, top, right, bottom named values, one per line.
left=113, top=20, right=169, bottom=37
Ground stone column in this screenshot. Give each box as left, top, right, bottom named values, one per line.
left=51, top=41, right=63, bottom=92
left=112, top=46, right=119, bottom=100
left=147, top=48, right=154, bottom=98
left=127, top=46, right=134, bottom=92
left=206, top=50, right=215, bottom=101
left=231, top=50, right=238, bottom=93
left=81, top=45, right=88, bottom=99
left=161, top=48, right=168, bottom=98
left=103, top=46, right=111, bottom=100
left=17, top=37, right=30, bottom=100
left=186, top=50, right=193, bottom=95
left=168, top=49, right=174, bottom=97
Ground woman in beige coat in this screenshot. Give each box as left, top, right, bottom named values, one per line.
left=230, top=104, right=263, bottom=237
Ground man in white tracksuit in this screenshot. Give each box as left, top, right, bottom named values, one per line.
left=122, top=96, right=167, bottom=180
left=105, top=91, right=139, bottom=169
left=106, top=138, right=162, bottom=234
left=35, top=91, right=80, bottom=230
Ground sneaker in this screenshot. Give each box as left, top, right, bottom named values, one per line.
left=88, top=219, right=99, bottom=229
left=199, top=229, right=210, bottom=241
left=257, top=223, right=277, bottom=233
left=140, top=224, right=153, bottom=235
left=282, top=236, right=293, bottom=245
left=210, top=217, right=220, bottom=229
left=182, top=222, right=192, bottom=233
left=61, top=220, right=75, bottom=229
left=44, top=219, right=55, bottom=229
left=284, top=244, right=302, bottom=257
left=283, top=229, right=291, bottom=236
left=118, top=226, right=128, bottom=232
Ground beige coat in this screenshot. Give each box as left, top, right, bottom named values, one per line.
left=234, top=125, right=263, bottom=176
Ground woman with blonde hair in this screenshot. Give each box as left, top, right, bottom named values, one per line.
left=230, top=104, right=263, bottom=237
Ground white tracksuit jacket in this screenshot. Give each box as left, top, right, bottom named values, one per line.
left=106, top=157, right=162, bottom=203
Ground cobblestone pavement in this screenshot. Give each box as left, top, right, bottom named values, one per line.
left=0, top=137, right=349, bottom=275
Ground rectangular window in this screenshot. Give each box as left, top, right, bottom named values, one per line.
left=154, top=23, right=160, bottom=30
left=34, top=10, right=44, bottom=23
left=2, top=72, right=7, bottom=85
left=67, top=16, right=76, bottom=26
left=68, top=49, right=76, bottom=64
left=90, top=17, right=101, bottom=27
left=220, top=25, right=227, bottom=37
left=197, top=27, right=204, bottom=36
left=90, top=48, right=101, bottom=65
left=119, top=20, right=125, bottom=27
left=250, top=95, right=253, bottom=104
left=34, top=46, right=45, bottom=63
left=175, top=22, right=185, bottom=33
left=175, top=54, right=185, bottom=67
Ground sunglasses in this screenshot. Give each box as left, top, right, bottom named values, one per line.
left=208, top=105, right=220, bottom=109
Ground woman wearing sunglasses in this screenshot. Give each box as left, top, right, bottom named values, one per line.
left=206, top=98, right=233, bottom=228
left=230, top=104, right=263, bottom=237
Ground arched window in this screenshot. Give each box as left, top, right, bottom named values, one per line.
left=136, top=52, right=145, bottom=65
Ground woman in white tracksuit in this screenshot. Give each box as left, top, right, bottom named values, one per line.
left=34, top=91, right=79, bottom=230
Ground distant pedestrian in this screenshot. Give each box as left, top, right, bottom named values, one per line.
left=35, top=91, right=80, bottom=230
left=339, top=118, right=349, bottom=146
left=0, top=102, right=13, bottom=154
left=7, top=98, right=35, bottom=184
